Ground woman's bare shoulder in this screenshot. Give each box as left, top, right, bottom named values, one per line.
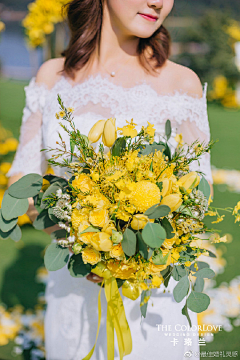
left=158, top=60, right=204, bottom=98
left=35, top=57, right=65, bottom=90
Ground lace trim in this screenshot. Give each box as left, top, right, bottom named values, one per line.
left=25, top=75, right=209, bottom=133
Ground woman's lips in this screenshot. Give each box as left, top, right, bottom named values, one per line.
left=139, top=13, right=158, bottom=22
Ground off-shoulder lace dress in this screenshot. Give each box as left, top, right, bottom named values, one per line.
left=7, top=73, right=213, bottom=360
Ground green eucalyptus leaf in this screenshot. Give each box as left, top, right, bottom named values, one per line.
left=173, top=275, right=189, bottom=303
left=79, top=226, right=100, bottom=235
left=44, top=243, right=69, bottom=271
left=198, top=175, right=210, bottom=200
left=137, top=232, right=153, bottom=260
left=33, top=192, right=44, bottom=214
left=189, top=261, right=210, bottom=273
left=182, top=302, right=192, bottom=328
left=111, top=137, right=127, bottom=157
left=140, top=289, right=150, bottom=318
left=0, top=209, right=18, bottom=232
left=194, top=277, right=204, bottom=292
left=193, top=268, right=215, bottom=279
left=160, top=217, right=175, bottom=239
left=121, top=228, right=137, bottom=256
left=50, top=229, right=68, bottom=240
left=139, top=144, right=165, bottom=156
left=68, top=254, right=91, bottom=278
left=9, top=225, right=22, bottom=242
left=152, top=249, right=170, bottom=265
left=142, top=223, right=166, bottom=248
left=144, top=204, right=159, bottom=216
left=145, top=205, right=171, bottom=219
left=172, top=265, right=187, bottom=281
left=41, top=182, right=62, bottom=209
left=43, top=175, right=68, bottom=187
left=2, top=191, right=29, bottom=220
left=160, top=265, right=173, bottom=288
left=206, top=250, right=217, bottom=258
left=187, top=291, right=210, bottom=313
left=8, top=174, right=43, bottom=198
left=48, top=208, right=60, bottom=223
left=33, top=210, right=56, bottom=230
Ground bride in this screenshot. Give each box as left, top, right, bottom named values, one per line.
left=7, top=0, right=214, bottom=359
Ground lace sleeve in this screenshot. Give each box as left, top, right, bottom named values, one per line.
left=7, top=78, right=48, bottom=177
left=177, top=83, right=213, bottom=185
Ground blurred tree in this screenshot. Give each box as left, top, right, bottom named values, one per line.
left=172, top=10, right=240, bottom=87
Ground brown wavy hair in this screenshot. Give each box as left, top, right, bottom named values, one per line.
left=60, top=0, right=171, bottom=80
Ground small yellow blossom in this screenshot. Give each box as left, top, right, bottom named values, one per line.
left=211, top=215, right=225, bottom=224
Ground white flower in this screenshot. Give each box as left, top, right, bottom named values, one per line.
left=68, top=235, right=75, bottom=244
left=56, top=189, right=62, bottom=198
left=66, top=226, right=71, bottom=233
left=58, top=240, right=69, bottom=247
left=59, top=222, right=66, bottom=229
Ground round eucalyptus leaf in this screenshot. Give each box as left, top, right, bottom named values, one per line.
left=121, top=228, right=136, bottom=256
left=41, top=182, right=62, bottom=210
left=9, top=225, right=22, bottom=242
left=2, top=191, right=29, bottom=220
left=147, top=205, right=171, bottom=219
left=33, top=210, right=56, bottom=230
left=142, top=223, right=166, bottom=248
left=0, top=209, right=18, bottom=232
left=193, top=268, right=215, bottom=279
left=173, top=275, right=189, bottom=303
left=187, top=291, right=210, bottom=313
left=68, top=254, right=91, bottom=278
left=44, top=243, right=69, bottom=271
left=8, top=174, right=43, bottom=198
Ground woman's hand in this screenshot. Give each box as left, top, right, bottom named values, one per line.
left=86, top=272, right=104, bottom=283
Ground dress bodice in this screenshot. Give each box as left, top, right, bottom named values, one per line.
left=7, top=73, right=213, bottom=184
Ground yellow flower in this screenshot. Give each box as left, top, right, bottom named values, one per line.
left=67, top=107, right=74, bottom=113
left=151, top=275, right=163, bottom=288
left=4, top=138, right=18, bottom=152
left=235, top=214, right=240, bottom=223
left=117, top=119, right=138, bottom=138
left=161, top=178, right=173, bottom=197
left=82, top=246, right=101, bottom=265
left=211, top=215, right=225, bottom=224
left=102, top=221, right=117, bottom=235
left=17, top=214, right=32, bottom=226
left=107, top=259, right=140, bottom=279
left=184, top=261, right=192, bottom=267
left=131, top=181, right=161, bottom=213
left=88, top=119, right=106, bottom=143
left=0, top=162, right=11, bottom=174
left=205, top=211, right=218, bottom=216
left=59, top=110, right=66, bottom=117
left=140, top=282, right=148, bottom=290
left=174, top=133, right=184, bottom=146
left=177, top=171, right=200, bottom=192
left=0, top=21, right=5, bottom=32
left=72, top=173, right=94, bottom=194
left=131, top=214, right=153, bottom=230
left=0, top=174, right=8, bottom=186
left=171, top=248, right=180, bottom=263
left=109, top=243, right=124, bottom=259
left=102, top=118, right=117, bottom=147
left=160, top=193, right=182, bottom=212
left=162, top=235, right=177, bottom=249
left=71, top=208, right=89, bottom=231
left=233, top=201, right=240, bottom=215
left=90, top=232, right=113, bottom=251
left=78, top=221, right=94, bottom=245
left=89, top=209, right=109, bottom=228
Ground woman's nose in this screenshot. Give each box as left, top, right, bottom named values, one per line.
left=147, top=0, right=163, bottom=9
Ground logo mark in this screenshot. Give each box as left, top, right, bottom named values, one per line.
left=184, top=350, right=193, bottom=358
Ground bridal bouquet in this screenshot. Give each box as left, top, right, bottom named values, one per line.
left=1, top=95, right=237, bottom=360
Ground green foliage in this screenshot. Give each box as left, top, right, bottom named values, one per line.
left=173, top=275, right=189, bottom=303
left=1, top=190, right=29, bottom=220
left=144, top=205, right=170, bottom=219
left=121, top=228, right=137, bottom=256
left=187, top=291, right=210, bottom=313
left=173, top=10, right=240, bottom=87
left=198, top=175, right=211, bottom=201
left=8, top=174, right=43, bottom=199
left=44, top=243, right=69, bottom=271
left=68, top=254, right=91, bottom=278
left=152, top=248, right=170, bottom=265
left=142, top=223, right=166, bottom=248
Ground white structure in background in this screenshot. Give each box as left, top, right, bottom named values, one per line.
left=234, top=42, right=240, bottom=105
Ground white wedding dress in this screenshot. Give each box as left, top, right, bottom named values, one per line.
left=7, top=72, right=214, bottom=360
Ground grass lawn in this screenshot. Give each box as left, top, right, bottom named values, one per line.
left=0, top=78, right=240, bottom=360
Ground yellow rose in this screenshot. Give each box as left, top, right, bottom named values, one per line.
left=90, top=232, right=113, bottom=251
left=177, top=171, right=200, bottom=192
left=131, top=214, right=153, bottom=230
left=71, top=208, right=89, bottom=231
left=107, top=259, right=140, bottom=279
left=171, top=248, right=180, bottom=263
left=160, top=194, right=182, bottom=212
left=147, top=249, right=171, bottom=274
left=82, top=246, right=101, bottom=265
left=89, top=208, right=109, bottom=227
left=72, top=174, right=94, bottom=194
left=151, top=275, right=163, bottom=288
left=162, top=236, right=177, bottom=250
left=109, top=243, right=124, bottom=258
left=102, top=221, right=117, bottom=235
left=77, top=221, right=94, bottom=245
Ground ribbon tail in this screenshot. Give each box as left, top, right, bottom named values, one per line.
left=82, top=281, right=104, bottom=360
left=107, top=302, right=115, bottom=360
